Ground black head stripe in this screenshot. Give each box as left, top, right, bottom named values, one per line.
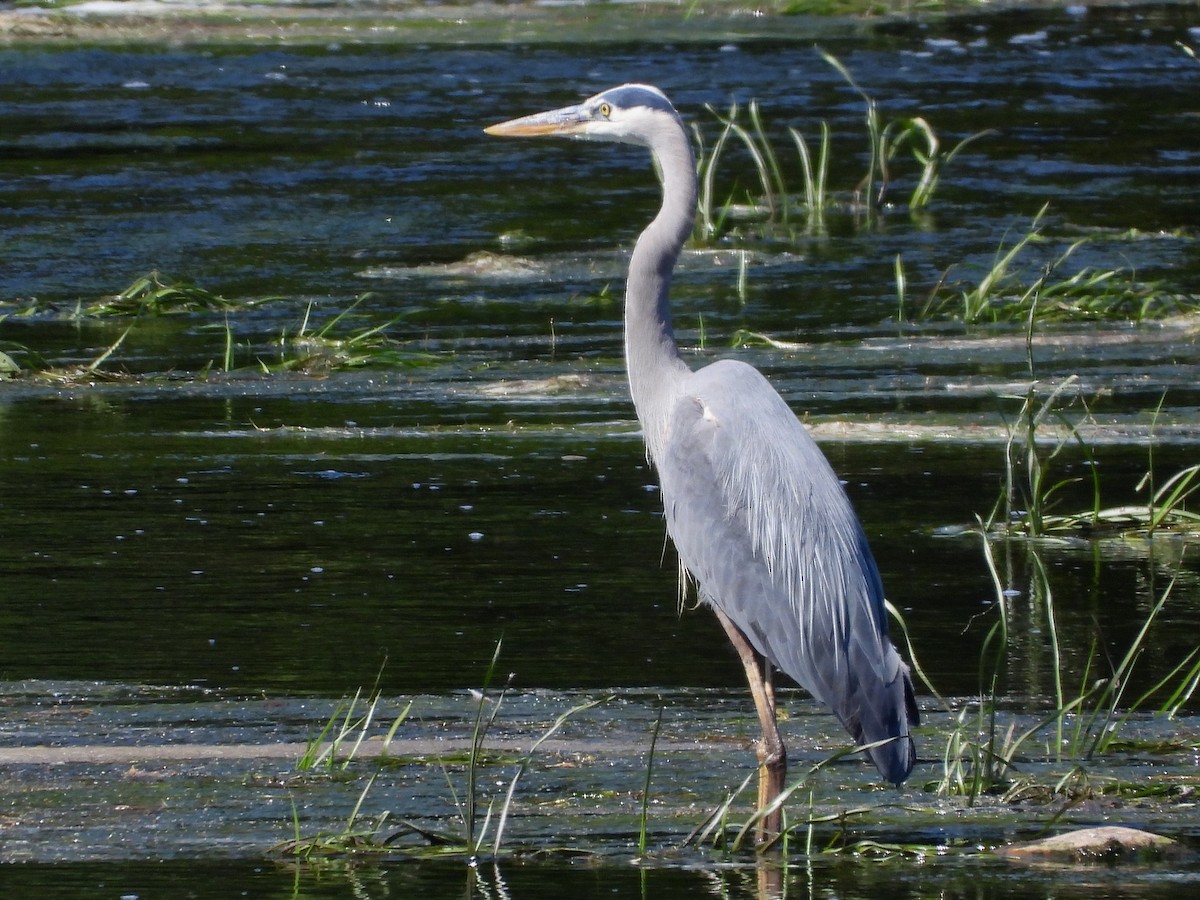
left=599, top=84, right=676, bottom=116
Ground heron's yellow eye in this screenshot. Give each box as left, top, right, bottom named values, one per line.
left=598, top=102, right=612, bottom=119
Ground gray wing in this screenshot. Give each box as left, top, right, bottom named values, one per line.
left=657, top=359, right=916, bottom=783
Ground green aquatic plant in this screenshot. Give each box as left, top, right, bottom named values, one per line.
left=988, top=371, right=1200, bottom=540
left=637, top=706, right=664, bottom=857
left=13, top=274, right=436, bottom=376
left=957, top=232, right=1199, bottom=540
left=0, top=272, right=251, bottom=379
left=981, top=283, right=1200, bottom=540
left=454, top=638, right=510, bottom=859
left=16, top=321, right=141, bottom=383
left=283, top=775, right=394, bottom=862
left=935, top=536, right=1200, bottom=804
left=489, top=692, right=609, bottom=858
left=817, top=48, right=992, bottom=216
left=1070, top=575, right=1200, bottom=758
left=704, top=99, right=787, bottom=226
left=82, top=271, right=265, bottom=317
left=693, top=101, right=754, bottom=240
left=936, top=531, right=1042, bottom=802
left=693, top=51, right=986, bottom=241
left=0, top=343, right=25, bottom=379
left=791, top=119, right=831, bottom=232
left=1127, top=400, right=1200, bottom=537
left=684, top=742, right=898, bottom=855
left=990, top=374, right=1100, bottom=539
left=1012, top=462, right=1200, bottom=540
left=297, top=670, right=411, bottom=773
left=273, top=295, right=437, bottom=373
left=911, top=206, right=1196, bottom=325
left=447, top=640, right=610, bottom=860
left=780, top=0, right=890, bottom=14
left=1136, top=462, right=1200, bottom=536
left=892, top=115, right=985, bottom=211
left=280, top=642, right=607, bottom=862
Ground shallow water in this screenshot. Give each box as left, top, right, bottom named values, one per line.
left=1, top=1, right=1199, bottom=890
left=2, top=683, right=1197, bottom=874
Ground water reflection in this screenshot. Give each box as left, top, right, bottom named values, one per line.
left=4, top=853, right=1199, bottom=899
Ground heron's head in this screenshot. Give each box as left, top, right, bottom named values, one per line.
left=484, top=84, right=681, bottom=148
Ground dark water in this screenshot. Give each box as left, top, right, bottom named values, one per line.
left=1, top=2, right=1200, bottom=891
left=4, top=855, right=1200, bottom=900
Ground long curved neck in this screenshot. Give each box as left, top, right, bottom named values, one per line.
left=625, top=118, right=697, bottom=463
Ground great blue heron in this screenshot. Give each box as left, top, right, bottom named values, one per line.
left=486, top=84, right=917, bottom=842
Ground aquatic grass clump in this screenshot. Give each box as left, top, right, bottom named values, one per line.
left=81, top=271, right=271, bottom=317
left=693, top=50, right=989, bottom=241
left=988, top=374, right=1100, bottom=539
left=907, top=206, right=1198, bottom=325
left=934, top=535, right=1200, bottom=804
left=972, top=269, right=1200, bottom=541
left=298, top=679, right=411, bottom=773
left=8, top=271, right=272, bottom=321
left=818, top=49, right=992, bottom=217
left=1133, top=462, right=1200, bottom=536
left=1004, top=462, right=1200, bottom=540
left=3, top=273, right=439, bottom=378
left=279, top=641, right=608, bottom=863
left=270, top=294, right=437, bottom=373
left=428, top=641, right=609, bottom=861
left=283, top=776, right=396, bottom=862
left=987, top=372, right=1200, bottom=541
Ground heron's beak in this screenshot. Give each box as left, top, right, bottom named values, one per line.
left=484, top=103, right=589, bottom=138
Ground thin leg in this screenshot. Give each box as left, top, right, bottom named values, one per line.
left=713, top=607, right=787, bottom=846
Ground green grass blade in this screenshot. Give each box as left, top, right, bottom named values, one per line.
left=85, top=322, right=136, bottom=373
left=638, top=705, right=664, bottom=856
left=490, top=693, right=610, bottom=858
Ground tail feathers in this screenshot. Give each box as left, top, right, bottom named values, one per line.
left=841, top=658, right=919, bottom=785
left=763, top=626, right=919, bottom=785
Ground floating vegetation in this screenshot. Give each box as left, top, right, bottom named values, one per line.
left=271, top=295, right=439, bottom=374
left=0, top=274, right=442, bottom=379
left=2, top=271, right=278, bottom=320
left=3, top=321, right=143, bottom=385
left=1006, top=465, right=1200, bottom=541
left=79, top=271, right=270, bottom=317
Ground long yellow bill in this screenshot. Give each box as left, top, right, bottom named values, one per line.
left=484, top=103, right=589, bottom=138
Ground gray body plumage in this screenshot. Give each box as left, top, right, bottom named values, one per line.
left=487, top=84, right=917, bottom=784
left=659, top=359, right=916, bottom=782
